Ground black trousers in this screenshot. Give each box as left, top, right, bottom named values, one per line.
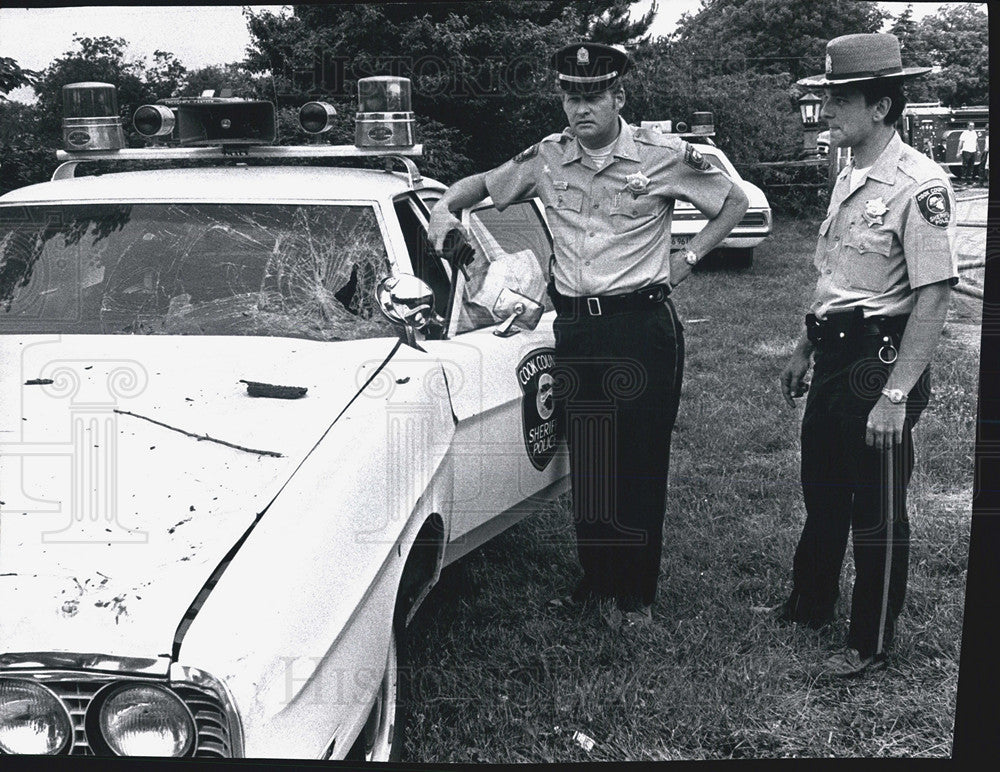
left=787, top=333, right=930, bottom=658
left=961, top=150, right=977, bottom=180
left=552, top=298, right=684, bottom=609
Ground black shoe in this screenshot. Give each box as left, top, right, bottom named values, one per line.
left=754, top=598, right=834, bottom=630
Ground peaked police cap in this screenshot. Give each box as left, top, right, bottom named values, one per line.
left=552, top=42, right=631, bottom=95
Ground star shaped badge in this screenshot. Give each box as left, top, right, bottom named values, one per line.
left=862, top=197, right=888, bottom=227
left=624, top=171, right=650, bottom=198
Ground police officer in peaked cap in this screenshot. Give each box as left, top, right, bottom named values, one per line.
left=776, top=33, right=958, bottom=676
left=429, top=41, right=748, bottom=628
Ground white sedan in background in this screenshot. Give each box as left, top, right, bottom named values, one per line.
left=669, top=143, right=772, bottom=269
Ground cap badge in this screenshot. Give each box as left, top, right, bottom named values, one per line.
left=862, top=197, right=888, bottom=227
left=577, top=47, right=590, bottom=65
left=825, top=53, right=832, bottom=75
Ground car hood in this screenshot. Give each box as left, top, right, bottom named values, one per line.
left=0, top=334, right=399, bottom=660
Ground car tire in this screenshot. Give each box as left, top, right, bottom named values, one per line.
left=344, top=626, right=406, bottom=762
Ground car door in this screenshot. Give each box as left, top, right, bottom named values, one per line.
left=418, top=199, right=569, bottom=560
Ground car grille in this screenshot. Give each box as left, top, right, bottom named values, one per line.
left=41, top=677, right=232, bottom=757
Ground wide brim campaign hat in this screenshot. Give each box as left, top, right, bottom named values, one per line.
left=797, top=33, right=931, bottom=87
left=552, top=42, right=631, bottom=94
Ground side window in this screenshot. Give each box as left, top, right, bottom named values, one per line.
left=393, top=197, right=451, bottom=319
left=456, top=201, right=554, bottom=334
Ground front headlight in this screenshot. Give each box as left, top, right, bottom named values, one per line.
left=0, top=678, right=73, bottom=755
left=97, top=684, right=195, bottom=757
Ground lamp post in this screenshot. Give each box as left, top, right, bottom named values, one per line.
left=798, top=93, right=822, bottom=158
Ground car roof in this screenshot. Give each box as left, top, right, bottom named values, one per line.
left=0, top=165, right=446, bottom=205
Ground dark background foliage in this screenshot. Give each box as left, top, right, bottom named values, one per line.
left=0, top=1, right=989, bottom=196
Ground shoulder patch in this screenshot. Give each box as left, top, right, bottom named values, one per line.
left=683, top=143, right=711, bottom=171
left=914, top=185, right=951, bottom=227
left=512, top=143, right=539, bottom=163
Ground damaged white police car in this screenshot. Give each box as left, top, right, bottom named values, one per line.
left=0, top=80, right=568, bottom=760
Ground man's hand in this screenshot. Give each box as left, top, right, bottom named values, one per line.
left=780, top=347, right=811, bottom=407
left=866, top=397, right=906, bottom=450
left=427, top=204, right=470, bottom=254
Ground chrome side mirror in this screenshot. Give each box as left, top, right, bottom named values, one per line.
left=492, top=287, right=544, bottom=337
left=375, top=274, right=441, bottom=330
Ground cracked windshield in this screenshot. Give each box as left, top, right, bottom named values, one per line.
left=0, top=203, right=397, bottom=341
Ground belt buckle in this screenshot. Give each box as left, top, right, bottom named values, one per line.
left=587, top=297, right=602, bottom=316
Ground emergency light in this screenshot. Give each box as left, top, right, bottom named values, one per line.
left=298, top=101, right=338, bottom=134
left=61, top=82, right=126, bottom=152
left=354, top=76, right=416, bottom=148
left=133, top=104, right=176, bottom=139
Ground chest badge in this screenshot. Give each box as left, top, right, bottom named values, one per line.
left=862, top=197, right=888, bottom=227
left=624, top=171, right=650, bottom=198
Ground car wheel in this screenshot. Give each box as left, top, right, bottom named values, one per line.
left=345, top=628, right=405, bottom=762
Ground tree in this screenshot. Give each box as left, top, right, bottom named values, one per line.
left=668, top=0, right=887, bottom=83
left=889, top=3, right=988, bottom=106
left=179, top=63, right=269, bottom=99
left=1, top=56, right=38, bottom=100
left=242, top=2, right=655, bottom=174
left=144, top=50, right=187, bottom=101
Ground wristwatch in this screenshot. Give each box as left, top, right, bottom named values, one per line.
left=679, top=248, right=699, bottom=266
left=881, top=387, right=907, bottom=404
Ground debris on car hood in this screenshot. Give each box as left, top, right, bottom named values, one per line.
left=239, top=379, right=308, bottom=399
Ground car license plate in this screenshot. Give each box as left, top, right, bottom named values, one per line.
left=671, top=235, right=691, bottom=249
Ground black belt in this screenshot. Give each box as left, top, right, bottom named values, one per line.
left=548, top=282, right=671, bottom=317
left=806, top=308, right=909, bottom=346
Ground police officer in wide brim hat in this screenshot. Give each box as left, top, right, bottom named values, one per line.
left=796, top=32, right=931, bottom=87
left=551, top=42, right=631, bottom=95
left=777, top=33, right=958, bottom=678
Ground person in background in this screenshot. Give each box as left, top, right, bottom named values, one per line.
left=958, top=121, right=979, bottom=182
left=977, top=132, right=988, bottom=184
left=427, top=42, right=747, bottom=629
left=777, top=32, right=958, bottom=677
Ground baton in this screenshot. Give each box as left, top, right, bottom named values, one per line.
left=876, top=442, right=894, bottom=657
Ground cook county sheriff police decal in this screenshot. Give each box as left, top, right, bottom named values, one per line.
left=915, top=185, right=951, bottom=227
left=518, top=348, right=560, bottom=471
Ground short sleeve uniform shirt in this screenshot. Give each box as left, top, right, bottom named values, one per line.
left=811, top=132, right=958, bottom=319
left=484, top=119, right=734, bottom=296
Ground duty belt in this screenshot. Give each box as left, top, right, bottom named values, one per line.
left=806, top=309, right=909, bottom=363
left=548, top=282, right=671, bottom=317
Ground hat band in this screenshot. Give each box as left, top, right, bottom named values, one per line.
left=826, top=64, right=905, bottom=81
left=558, top=70, right=619, bottom=84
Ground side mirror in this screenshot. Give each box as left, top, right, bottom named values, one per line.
left=375, top=274, right=442, bottom=330
left=492, top=287, right=544, bottom=337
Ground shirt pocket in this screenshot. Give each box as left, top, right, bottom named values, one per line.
left=839, top=228, right=894, bottom=292
left=547, top=188, right=584, bottom=213
left=610, top=195, right=660, bottom=234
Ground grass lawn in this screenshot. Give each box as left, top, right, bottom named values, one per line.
left=402, top=214, right=978, bottom=761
